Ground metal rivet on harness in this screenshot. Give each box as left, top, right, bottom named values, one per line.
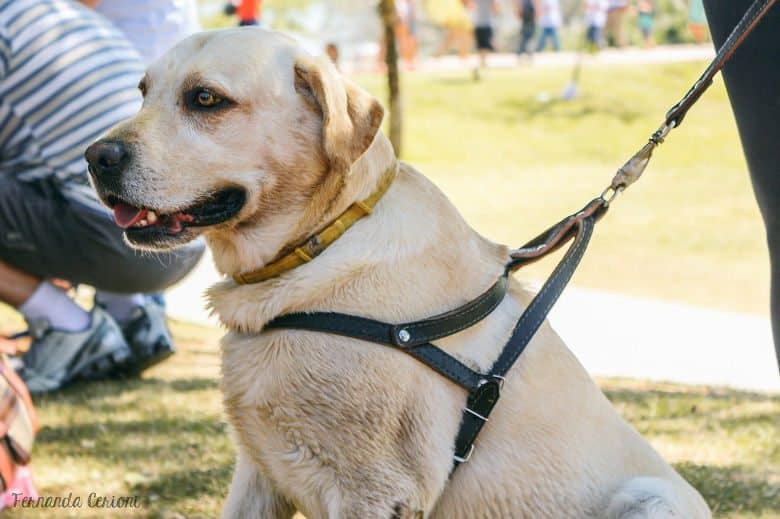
left=464, top=407, right=489, bottom=422
left=398, top=329, right=411, bottom=343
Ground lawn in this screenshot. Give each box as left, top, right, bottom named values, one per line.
left=356, top=61, right=768, bottom=316
left=2, top=60, right=777, bottom=517
left=7, top=320, right=779, bottom=518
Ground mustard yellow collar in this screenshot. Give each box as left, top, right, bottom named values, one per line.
left=233, top=164, right=398, bottom=285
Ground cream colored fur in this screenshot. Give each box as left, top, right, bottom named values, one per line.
left=94, top=28, right=710, bottom=519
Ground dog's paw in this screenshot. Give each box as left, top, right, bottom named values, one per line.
left=391, top=502, right=424, bottom=519
left=605, top=476, right=709, bottom=519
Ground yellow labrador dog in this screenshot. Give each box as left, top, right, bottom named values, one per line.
left=86, top=28, right=710, bottom=519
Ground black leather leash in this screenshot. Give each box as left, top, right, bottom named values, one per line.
left=265, top=0, right=776, bottom=475
left=609, top=0, right=778, bottom=195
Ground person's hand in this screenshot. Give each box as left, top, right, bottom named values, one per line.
left=50, top=279, right=73, bottom=292
left=0, top=336, right=17, bottom=355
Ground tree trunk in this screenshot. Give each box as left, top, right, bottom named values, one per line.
left=379, top=0, right=402, bottom=156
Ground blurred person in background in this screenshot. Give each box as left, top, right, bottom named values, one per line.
left=430, top=0, right=474, bottom=61
left=0, top=0, right=204, bottom=393
left=702, top=0, right=780, bottom=371
left=585, top=0, right=608, bottom=50
left=535, top=0, right=562, bottom=52
left=637, top=0, right=655, bottom=48
left=239, top=0, right=261, bottom=26
left=325, top=42, right=340, bottom=69
left=379, top=0, right=418, bottom=70
left=688, top=0, right=708, bottom=42
left=228, top=0, right=262, bottom=26
left=516, top=0, right=537, bottom=58
left=468, top=0, right=500, bottom=76
left=605, top=0, right=628, bottom=47
left=80, top=0, right=199, bottom=64
left=399, top=0, right=419, bottom=67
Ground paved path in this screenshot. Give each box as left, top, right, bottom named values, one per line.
left=343, top=44, right=717, bottom=74
left=166, top=252, right=778, bottom=394
left=547, top=286, right=777, bottom=393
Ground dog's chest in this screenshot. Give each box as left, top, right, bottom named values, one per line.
left=221, top=329, right=448, bottom=454
left=218, top=328, right=462, bottom=508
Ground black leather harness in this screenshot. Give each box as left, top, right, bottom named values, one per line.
left=266, top=198, right=607, bottom=471
left=264, top=0, right=775, bottom=476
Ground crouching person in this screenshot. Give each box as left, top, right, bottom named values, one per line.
left=0, top=0, right=204, bottom=393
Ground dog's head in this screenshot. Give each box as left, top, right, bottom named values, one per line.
left=86, top=29, right=385, bottom=267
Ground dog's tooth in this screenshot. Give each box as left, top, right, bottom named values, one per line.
left=139, top=219, right=148, bottom=227
left=147, top=211, right=157, bottom=224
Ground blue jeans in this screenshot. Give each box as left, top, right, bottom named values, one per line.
left=517, top=23, right=536, bottom=54
left=536, top=27, right=560, bottom=52
left=587, top=25, right=603, bottom=47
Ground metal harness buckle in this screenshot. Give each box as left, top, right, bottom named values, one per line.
left=453, top=444, right=475, bottom=463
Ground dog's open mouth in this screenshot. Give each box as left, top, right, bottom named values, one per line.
left=107, top=187, right=246, bottom=237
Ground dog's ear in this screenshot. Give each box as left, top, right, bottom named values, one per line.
left=294, top=56, right=385, bottom=175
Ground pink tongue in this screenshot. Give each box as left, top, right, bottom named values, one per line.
left=113, top=202, right=147, bottom=229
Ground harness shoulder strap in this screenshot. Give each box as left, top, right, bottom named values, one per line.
left=492, top=216, right=596, bottom=377
left=451, top=200, right=601, bottom=467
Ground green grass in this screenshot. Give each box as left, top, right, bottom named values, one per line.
left=6, top=322, right=778, bottom=518
left=355, top=62, right=768, bottom=315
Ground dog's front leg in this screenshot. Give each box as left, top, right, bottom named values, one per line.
left=222, top=452, right=295, bottom=519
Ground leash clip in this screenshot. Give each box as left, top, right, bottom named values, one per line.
left=607, top=121, right=676, bottom=195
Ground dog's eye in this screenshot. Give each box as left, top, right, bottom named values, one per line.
left=194, top=89, right=223, bottom=108
left=184, top=86, right=233, bottom=112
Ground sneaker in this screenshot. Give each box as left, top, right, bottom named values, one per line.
left=20, top=306, right=132, bottom=393
left=119, top=297, right=175, bottom=375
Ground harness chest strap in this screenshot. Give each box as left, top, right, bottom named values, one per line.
left=266, top=274, right=510, bottom=393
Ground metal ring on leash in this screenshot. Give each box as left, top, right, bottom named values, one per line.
left=599, top=185, right=623, bottom=207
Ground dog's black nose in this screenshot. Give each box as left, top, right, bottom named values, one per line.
left=85, top=140, right=129, bottom=179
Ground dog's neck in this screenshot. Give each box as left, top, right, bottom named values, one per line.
left=206, top=134, right=509, bottom=335
left=206, top=135, right=396, bottom=283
